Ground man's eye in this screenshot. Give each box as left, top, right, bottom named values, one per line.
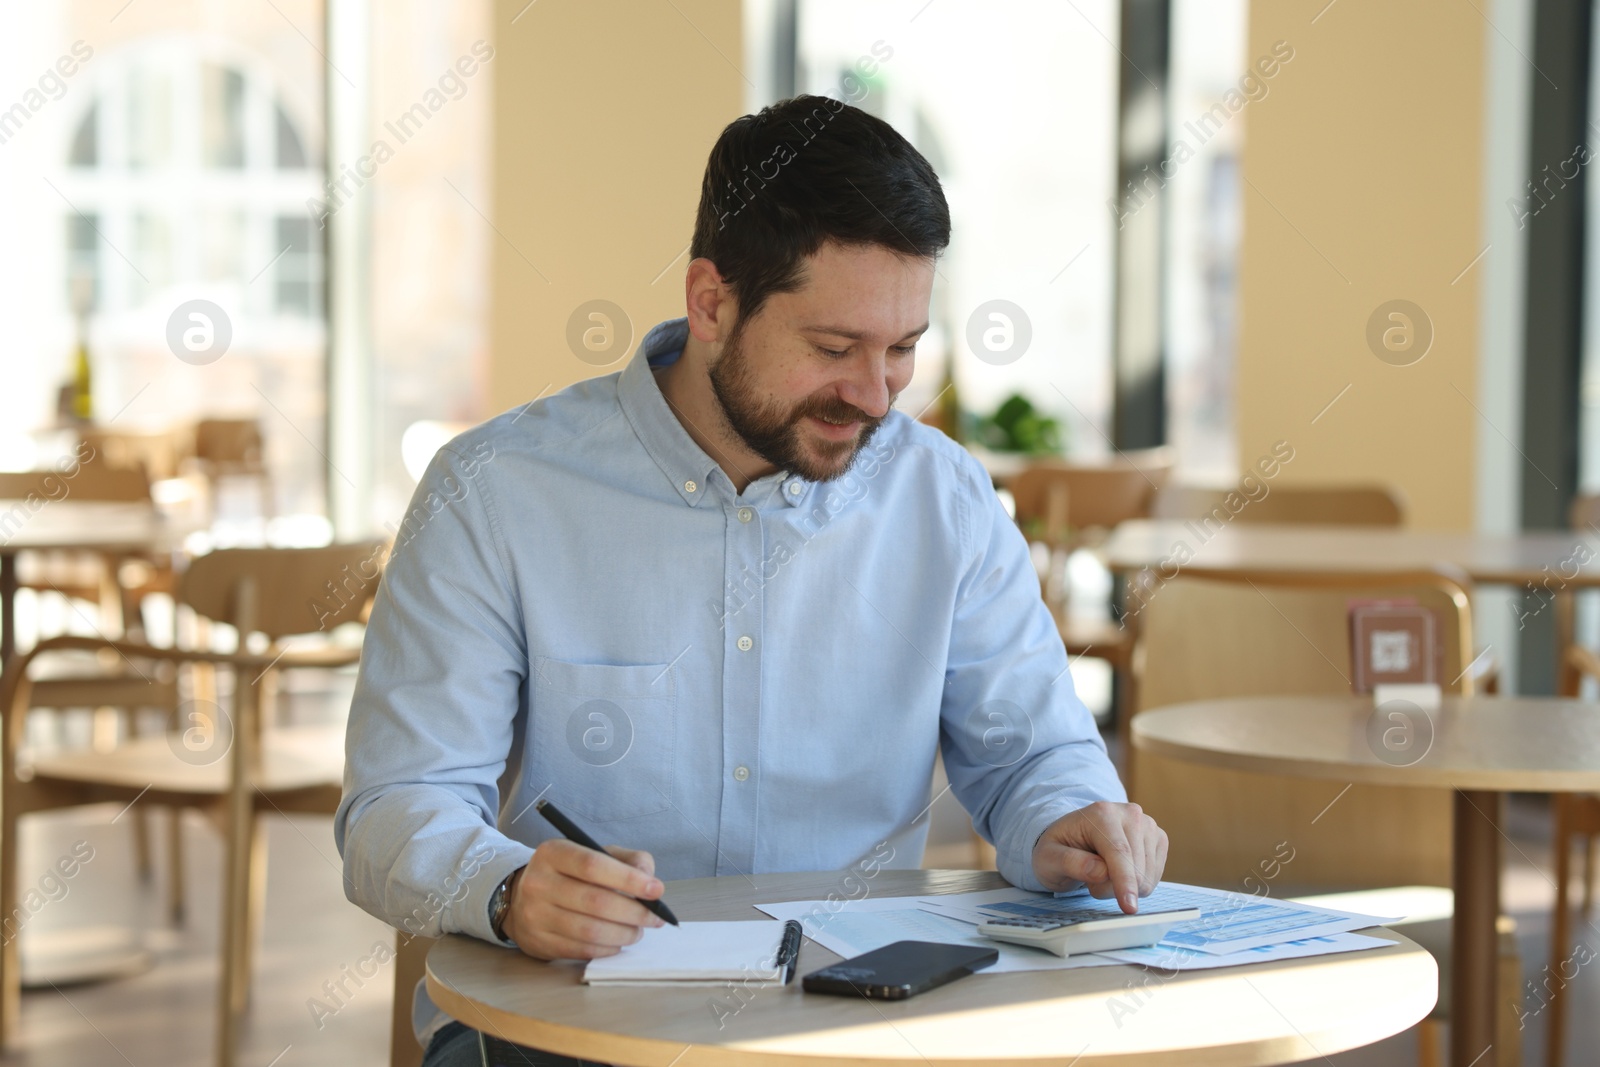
left=815, top=345, right=849, bottom=358
left=892, top=345, right=916, bottom=356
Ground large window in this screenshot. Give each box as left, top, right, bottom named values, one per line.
left=0, top=4, right=328, bottom=523
left=366, top=0, right=493, bottom=528
left=0, top=1, right=492, bottom=538
left=786, top=0, right=1120, bottom=456
left=1164, top=0, right=1246, bottom=481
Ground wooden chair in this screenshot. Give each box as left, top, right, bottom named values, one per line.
left=1130, top=566, right=1519, bottom=1065
left=192, top=418, right=273, bottom=519
left=1151, top=482, right=1406, bottom=527
left=0, top=453, right=165, bottom=655
left=78, top=428, right=187, bottom=483
left=0, top=461, right=154, bottom=617
left=391, top=933, right=436, bottom=1067
left=0, top=459, right=180, bottom=888
left=1008, top=448, right=1174, bottom=769
left=0, top=542, right=383, bottom=1067
left=1009, top=448, right=1175, bottom=547
left=1544, top=493, right=1600, bottom=1067
left=1148, top=480, right=1501, bottom=699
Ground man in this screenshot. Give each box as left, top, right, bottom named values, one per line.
left=336, top=94, right=1167, bottom=1066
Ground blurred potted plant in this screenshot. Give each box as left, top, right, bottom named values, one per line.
left=974, top=393, right=1064, bottom=456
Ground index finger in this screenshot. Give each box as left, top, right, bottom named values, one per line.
left=546, top=840, right=663, bottom=900
left=1087, top=819, right=1141, bottom=913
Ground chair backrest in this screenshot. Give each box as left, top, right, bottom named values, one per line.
left=1151, top=483, right=1405, bottom=527
left=0, top=457, right=151, bottom=503
left=78, top=429, right=186, bottom=483
left=194, top=418, right=266, bottom=472
left=1010, top=450, right=1174, bottom=542
left=1570, top=494, right=1600, bottom=532
left=1132, top=567, right=1471, bottom=890
left=178, top=542, right=386, bottom=640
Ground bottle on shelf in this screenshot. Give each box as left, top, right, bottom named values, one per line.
left=66, top=272, right=94, bottom=425
left=71, top=316, right=93, bottom=424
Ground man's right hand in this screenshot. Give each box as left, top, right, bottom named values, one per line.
left=500, top=839, right=666, bottom=960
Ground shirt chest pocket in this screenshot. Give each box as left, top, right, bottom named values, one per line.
left=526, top=657, right=677, bottom=823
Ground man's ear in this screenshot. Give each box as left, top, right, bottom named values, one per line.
left=685, top=257, right=736, bottom=344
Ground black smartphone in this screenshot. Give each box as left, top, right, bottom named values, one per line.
left=801, top=940, right=998, bottom=1000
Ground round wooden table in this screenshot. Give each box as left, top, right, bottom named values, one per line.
left=426, top=868, right=1435, bottom=1066
left=1134, top=694, right=1600, bottom=1067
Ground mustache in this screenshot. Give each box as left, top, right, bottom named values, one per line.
left=792, top=396, right=889, bottom=427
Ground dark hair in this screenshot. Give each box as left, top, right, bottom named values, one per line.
left=690, top=94, right=950, bottom=325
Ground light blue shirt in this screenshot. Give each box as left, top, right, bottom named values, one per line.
left=335, top=317, right=1125, bottom=1043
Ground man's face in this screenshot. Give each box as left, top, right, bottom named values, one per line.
left=708, top=241, right=934, bottom=483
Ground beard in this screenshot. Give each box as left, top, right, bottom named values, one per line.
left=707, top=320, right=894, bottom=483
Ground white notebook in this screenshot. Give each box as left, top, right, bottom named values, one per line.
left=582, top=921, right=788, bottom=986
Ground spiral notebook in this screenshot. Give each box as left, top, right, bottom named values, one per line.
left=581, top=921, right=788, bottom=986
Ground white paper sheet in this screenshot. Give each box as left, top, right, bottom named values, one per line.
left=753, top=896, right=1120, bottom=973
left=751, top=882, right=1398, bottom=976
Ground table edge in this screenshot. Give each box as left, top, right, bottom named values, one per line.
left=1131, top=702, right=1600, bottom=792
left=425, top=873, right=1439, bottom=1067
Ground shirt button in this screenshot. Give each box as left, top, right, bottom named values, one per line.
left=733, top=765, right=750, bottom=781
left=737, top=507, right=753, bottom=523
left=737, top=635, right=753, bottom=652
left=787, top=482, right=802, bottom=496
left=684, top=480, right=697, bottom=493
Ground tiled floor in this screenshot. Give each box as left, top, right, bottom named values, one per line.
left=1, top=806, right=393, bottom=1066
left=1, top=722, right=1593, bottom=1066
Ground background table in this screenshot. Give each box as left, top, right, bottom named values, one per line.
left=1103, top=519, right=1600, bottom=587
left=427, top=868, right=1435, bottom=1067
left=1133, top=694, right=1600, bottom=1067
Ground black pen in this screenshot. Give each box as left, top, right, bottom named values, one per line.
left=533, top=798, right=679, bottom=926
left=777, top=919, right=803, bottom=984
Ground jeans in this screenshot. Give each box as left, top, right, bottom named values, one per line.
left=421, top=1021, right=613, bottom=1067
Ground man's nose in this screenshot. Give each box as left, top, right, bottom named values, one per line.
left=835, top=353, right=892, bottom=419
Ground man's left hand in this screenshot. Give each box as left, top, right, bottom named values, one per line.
left=1031, top=801, right=1168, bottom=912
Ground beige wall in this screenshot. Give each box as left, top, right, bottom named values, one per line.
left=487, top=0, right=745, bottom=413
left=1236, top=3, right=1486, bottom=530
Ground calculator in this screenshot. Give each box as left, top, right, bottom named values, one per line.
left=976, top=907, right=1202, bottom=957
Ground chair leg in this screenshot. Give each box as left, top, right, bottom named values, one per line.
left=132, top=806, right=153, bottom=884
left=1417, top=1018, right=1443, bottom=1067
left=1497, top=934, right=1525, bottom=1067
left=167, top=808, right=185, bottom=925
left=0, top=792, right=20, bottom=1049
left=1582, top=834, right=1595, bottom=918
left=1549, top=797, right=1574, bottom=1067
left=230, top=814, right=268, bottom=1014
left=1116, top=662, right=1138, bottom=797
left=216, top=796, right=255, bottom=1067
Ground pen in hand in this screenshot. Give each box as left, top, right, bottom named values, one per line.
left=534, top=798, right=680, bottom=926
left=777, top=919, right=803, bottom=984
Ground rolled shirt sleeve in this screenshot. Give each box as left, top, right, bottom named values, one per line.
left=335, top=441, right=532, bottom=944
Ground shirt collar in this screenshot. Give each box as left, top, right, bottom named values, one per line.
left=618, top=318, right=813, bottom=509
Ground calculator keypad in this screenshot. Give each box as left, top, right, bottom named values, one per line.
left=983, top=918, right=1064, bottom=930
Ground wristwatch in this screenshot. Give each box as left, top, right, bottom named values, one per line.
left=489, top=867, right=523, bottom=942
